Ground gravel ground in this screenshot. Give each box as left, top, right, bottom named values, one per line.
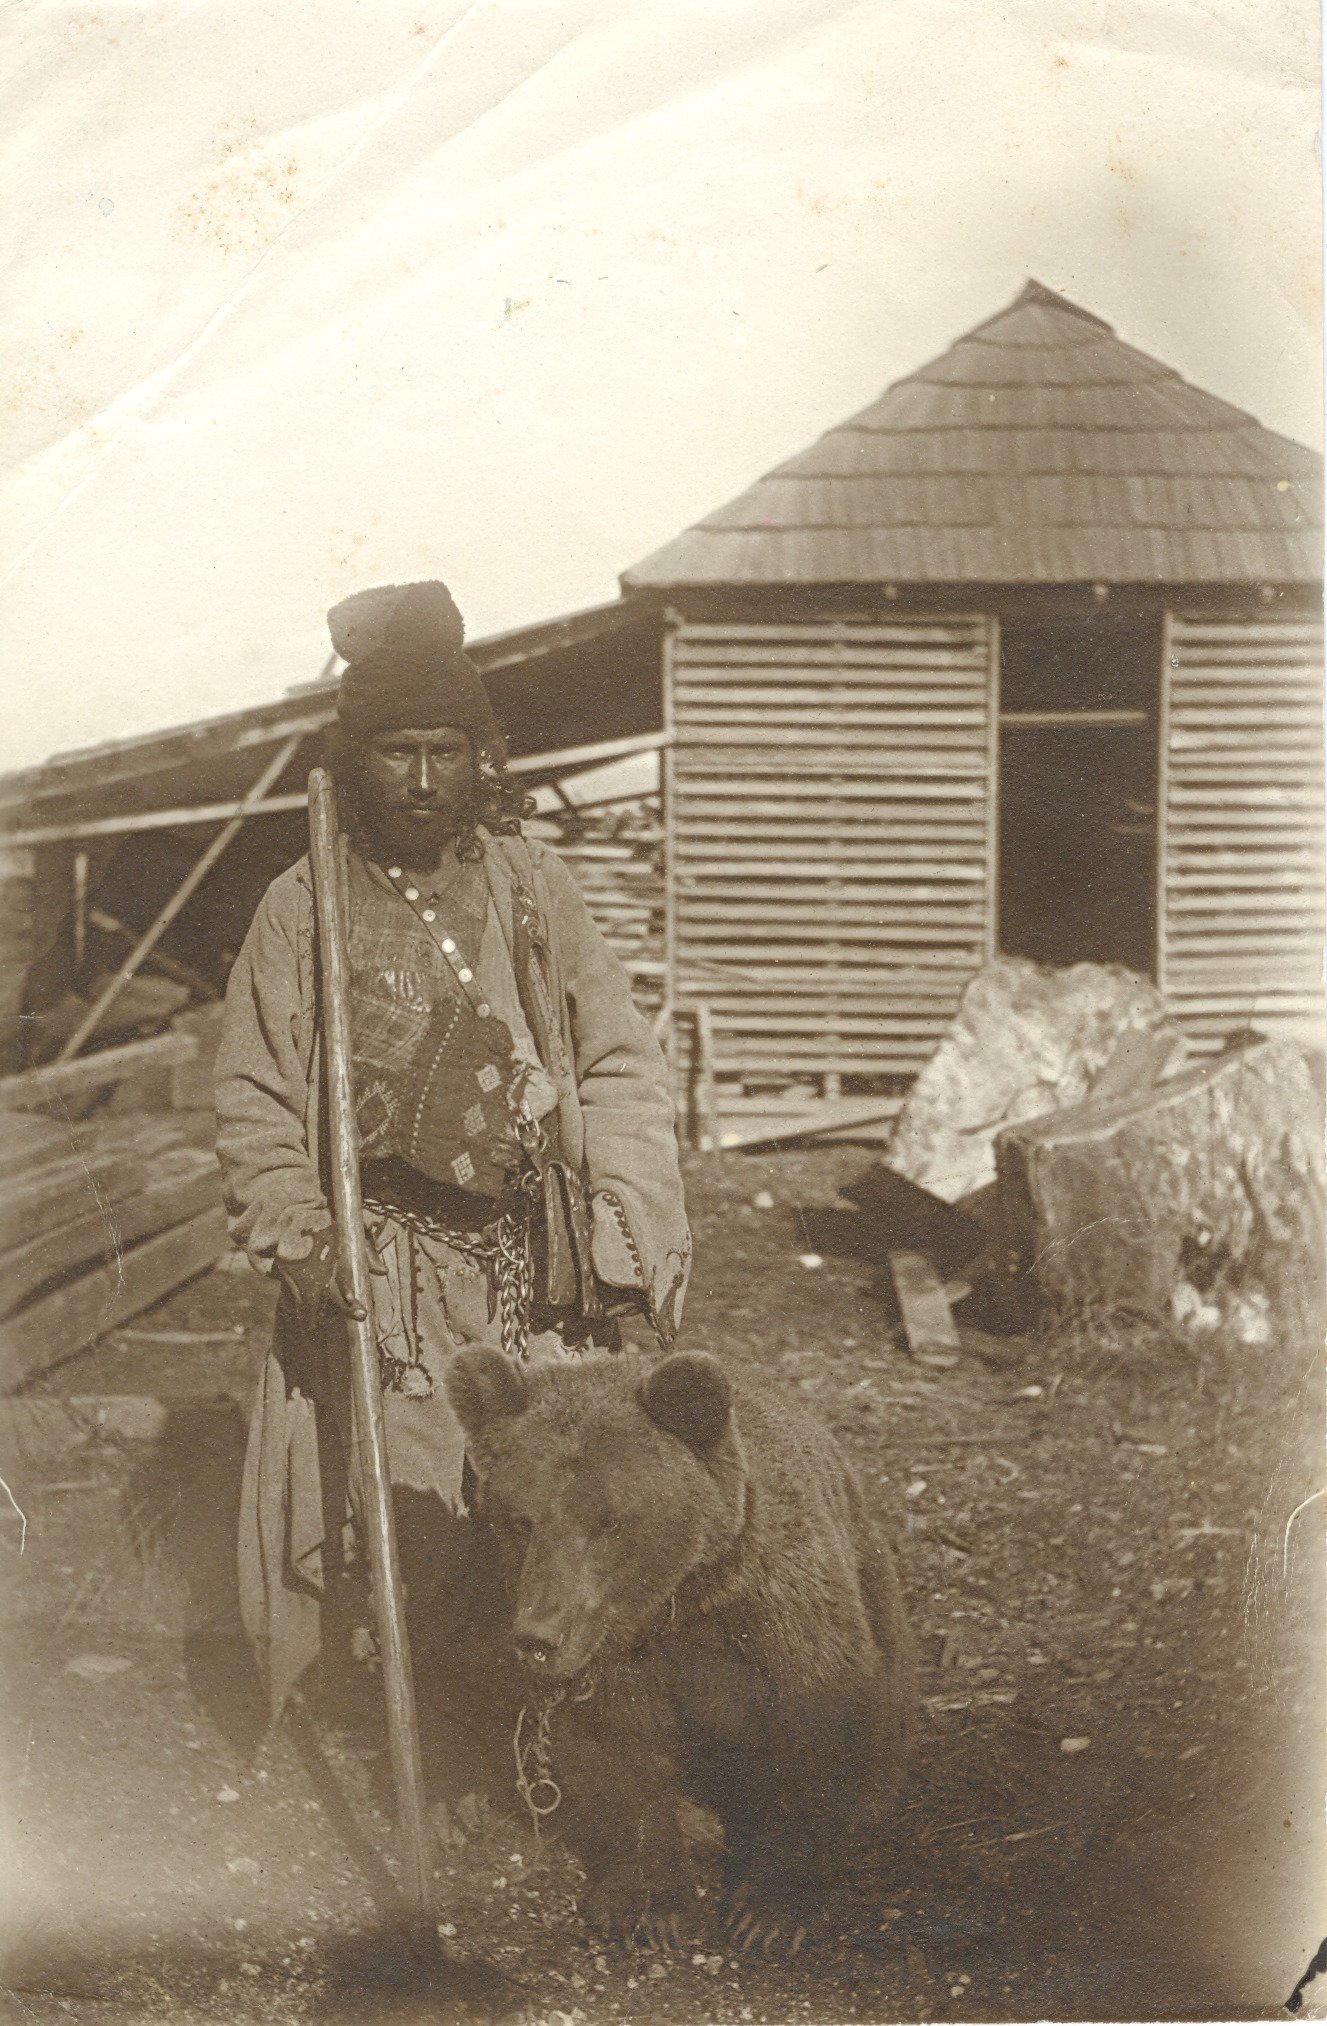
left=3, top=1145, right=1323, bottom=2024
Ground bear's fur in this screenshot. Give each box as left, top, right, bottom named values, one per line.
left=445, top=1346, right=916, bottom=1944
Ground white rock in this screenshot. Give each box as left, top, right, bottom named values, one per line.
left=887, top=956, right=1185, bottom=1203
left=1059, top=1736, right=1092, bottom=1755
left=753, top=1190, right=776, bottom=1210
left=215, top=1787, right=241, bottom=1803
left=797, top=1253, right=824, bottom=1270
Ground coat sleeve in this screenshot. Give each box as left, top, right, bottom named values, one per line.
left=214, top=869, right=333, bottom=1271
left=536, top=846, right=692, bottom=1342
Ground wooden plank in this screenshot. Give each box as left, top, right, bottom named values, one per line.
left=0, top=1118, right=187, bottom=1247
left=889, top=1251, right=961, bottom=1362
left=675, top=622, right=988, bottom=645
left=676, top=736, right=989, bottom=762
left=1167, top=894, right=1322, bottom=916
left=691, top=1004, right=718, bottom=1153
left=677, top=972, right=970, bottom=995
left=675, top=818, right=988, bottom=841
left=676, top=934, right=981, bottom=961
left=0, top=1152, right=221, bottom=1319
left=676, top=847, right=987, bottom=874
left=679, top=901, right=986, bottom=928
left=707, top=1040, right=938, bottom=1070
left=0, top=1206, right=229, bottom=1391
left=674, top=683, right=987, bottom=708
left=0, top=1116, right=72, bottom=1169
left=678, top=712, right=989, bottom=734
left=676, top=780, right=986, bottom=804
left=0, top=1031, right=201, bottom=1111
left=712, top=1096, right=905, bottom=1149
left=677, top=879, right=990, bottom=904
left=707, top=1011, right=955, bottom=1034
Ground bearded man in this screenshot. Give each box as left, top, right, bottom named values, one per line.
left=215, top=581, right=690, bottom=1717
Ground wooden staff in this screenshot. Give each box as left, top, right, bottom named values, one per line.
left=306, top=767, right=434, bottom=1917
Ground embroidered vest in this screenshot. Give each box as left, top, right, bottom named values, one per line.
left=345, top=853, right=533, bottom=1197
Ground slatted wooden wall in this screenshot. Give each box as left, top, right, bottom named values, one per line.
left=668, top=617, right=996, bottom=1113
left=1162, top=611, right=1324, bottom=1052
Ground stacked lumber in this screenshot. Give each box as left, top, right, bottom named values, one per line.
left=528, top=802, right=665, bottom=1012
left=0, top=1110, right=225, bottom=1391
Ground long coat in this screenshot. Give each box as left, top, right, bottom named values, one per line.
left=215, top=828, right=691, bottom=1714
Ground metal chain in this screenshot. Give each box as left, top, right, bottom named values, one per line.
left=513, top=1691, right=565, bottom=1833
left=495, top=1206, right=534, bottom=1362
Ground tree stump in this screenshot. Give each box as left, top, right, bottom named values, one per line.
left=994, top=1038, right=1325, bottom=1327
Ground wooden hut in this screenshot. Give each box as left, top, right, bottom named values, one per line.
left=623, top=280, right=1324, bottom=1141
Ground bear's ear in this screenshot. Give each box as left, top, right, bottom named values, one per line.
left=446, top=1346, right=528, bottom=1437
left=641, top=1352, right=733, bottom=1454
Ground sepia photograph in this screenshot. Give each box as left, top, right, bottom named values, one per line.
left=1, top=3, right=1323, bottom=2021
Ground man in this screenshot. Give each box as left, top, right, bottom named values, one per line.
left=215, top=580, right=690, bottom=1717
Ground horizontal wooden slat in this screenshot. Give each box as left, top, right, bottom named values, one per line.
left=1166, top=893, right=1322, bottom=916
left=676, top=844, right=987, bottom=873
left=0, top=1206, right=229, bottom=1392
left=1168, top=685, right=1323, bottom=706
left=675, top=816, right=988, bottom=838
left=674, top=683, right=985, bottom=708
left=677, top=778, right=986, bottom=803
left=679, top=882, right=987, bottom=908
left=707, top=1012, right=952, bottom=1035
left=676, top=621, right=988, bottom=644
left=0, top=1153, right=221, bottom=1320
left=679, top=708, right=988, bottom=732
left=679, top=970, right=973, bottom=994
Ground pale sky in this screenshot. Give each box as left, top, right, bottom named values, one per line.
left=1, top=0, right=1321, bottom=775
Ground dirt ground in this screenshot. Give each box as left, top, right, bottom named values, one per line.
left=3, top=1145, right=1324, bottom=2025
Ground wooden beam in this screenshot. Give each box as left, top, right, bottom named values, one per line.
left=999, top=709, right=1150, bottom=728
left=0, top=1151, right=220, bottom=1319
left=0, top=1032, right=200, bottom=1111
left=889, top=1250, right=961, bottom=1366
left=0, top=1205, right=229, bottom=1392
left=72, top=850, right=89, bottom=969
left=1, top=730, right=672, bottom=848
left=508, top=729, right=669, bottom=777
left=3, top=793, right=313, bottom=847
left=691, top=1003, right=718, bottom=1152
left=660, top=612, right=681, bottom=1071
left=54, top=736, right=301, bottom=1063
left=713, top=1095, right=904, bottom=1149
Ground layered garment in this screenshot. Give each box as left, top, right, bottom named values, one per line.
left=215, top=828, right=690, bottom=1715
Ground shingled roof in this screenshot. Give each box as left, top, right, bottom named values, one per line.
left=623, top=280, right=1323, bottom=588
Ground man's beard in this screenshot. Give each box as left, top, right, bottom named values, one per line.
left=350, top=778, right=479, bottom=871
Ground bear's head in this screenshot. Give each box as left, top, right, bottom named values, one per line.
left=446, top=1348, right=748, bottom=1683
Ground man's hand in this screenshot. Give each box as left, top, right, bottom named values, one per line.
left=275, top=1229, right=369, bottom=1331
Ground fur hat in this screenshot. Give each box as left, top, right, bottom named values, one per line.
left=329, top=581, right=501, bottom=752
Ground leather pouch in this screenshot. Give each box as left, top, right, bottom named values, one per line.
left=539, top=1160, right=603, bottom=1319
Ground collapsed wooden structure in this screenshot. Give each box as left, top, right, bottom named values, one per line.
left=0, top=603, right=666, bottom=1386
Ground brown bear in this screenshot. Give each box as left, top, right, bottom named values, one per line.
left=445, top=1345, right=916, bottom=1950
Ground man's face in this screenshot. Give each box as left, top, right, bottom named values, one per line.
left=358, top=725, right=475, bottom=863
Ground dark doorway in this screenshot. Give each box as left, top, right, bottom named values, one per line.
left=997, top=613, right=1161, bottom=976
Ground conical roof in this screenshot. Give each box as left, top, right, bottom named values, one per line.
left=623, top=281, right=1322, bottom=588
